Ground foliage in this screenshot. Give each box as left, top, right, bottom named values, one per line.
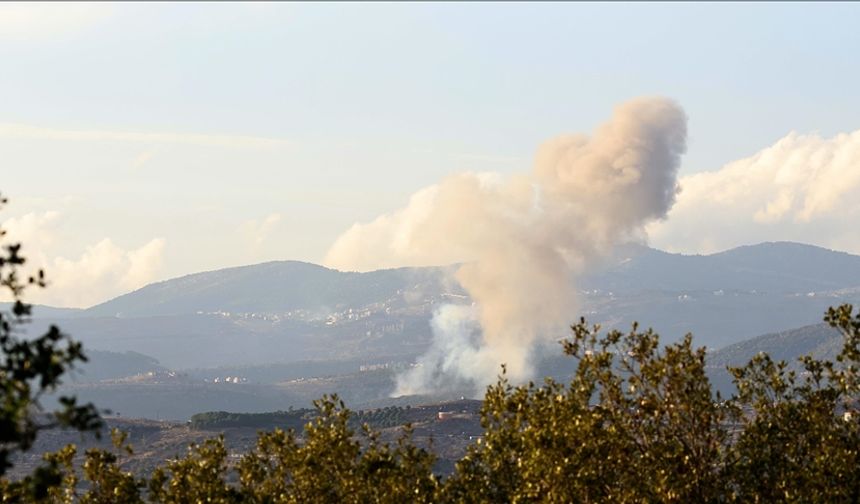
left=724, top=304, right=860, bottom=502
left=189, top=409, right=314, bottom=430
left=6, top=311, right=858, bottom=503
left=189, top=405, right=409, bottom=431
left=235, top=396, right=438, bottom=503
left=443, top=312, right=860, bottom=503
left=444, top=323, right=731, bottom=503
left=349, top=406, right=408, bottom=429
left=0, top=194, right=101, bottom=500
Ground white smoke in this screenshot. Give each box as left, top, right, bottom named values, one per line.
left=325, top=97, right=688, bottom=395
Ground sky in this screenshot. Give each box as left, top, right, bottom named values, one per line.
left=2, top=2, right=860, bottom=307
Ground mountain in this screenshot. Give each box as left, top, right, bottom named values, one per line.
left=72, top=349, right=166, bottom=382
left=708, top=323, right=842, bottom=367
left=22, top=241, right=860, bottom=370
left=584, top=241, right=860, bottom=293
left=705, top=323, right=843, bottom=395
left=576, top=242, right=860, bottom=348
left=85, top=242, right=860, bottom=319
left=31, top=241, right=860, bottom=420
left=0, top=302, right=84, bottom=319
left=43, top=312, right=434, bottom=370
left=85, top=261, right=459, bottom=318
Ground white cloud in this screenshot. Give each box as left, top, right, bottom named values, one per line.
left=47, top=238, right=166, bottom=308
left=0, top=123, right=290, bottom=149
left=2, top=210, right=61, bottom=251
left=1, top=211, right=165, bottom=308
left=648, top=129, right=860, bottom=254
left=0, top=3, right=113, bottom=41
left=241, top=213, right=283, bottom=250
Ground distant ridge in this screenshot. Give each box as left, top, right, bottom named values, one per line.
left=706, top=322, right=843, bottom=395
left=709, top=322, right=842, bottom=367
left=584, top=241, right=860, bottom=293
left=0, top=302, right=84, bottom=319
left=80, top=242, right=860, bottom=318
left=31, top=242, right=860, bottom=417
left=85, top=261, right=457, bottom=318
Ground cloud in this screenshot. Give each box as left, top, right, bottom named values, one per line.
left=0, top=123, right=290, bottom=149
left=241, top=213, right=283, bottom=249
left=648, top=129, right=860, bottom=254
left=1, top=211, right=165, bottom=308
left=47, top=238, right=166, bottom=308
left=0, top=3, right=113, bottom=41
left=1, top=210, right=61, bottom=251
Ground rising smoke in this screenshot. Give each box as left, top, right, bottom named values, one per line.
left=325, top=98, right=687, bottom=396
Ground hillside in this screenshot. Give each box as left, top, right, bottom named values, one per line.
left=706, top=323, right=843, bottom=395
left=0, top=302, right=84, bottom=319
left=83, top=242, right=860, bottom=319
left=73, top=349, right=166, bottom=382
left=709, top=323, right=842, bottom=367
left=85, top=261, right=459, bottom=318
left=584, top=241, right=860, bottom=293
left=8, top=399, right=484, bottom=480
left=17, top=240, right=860, bottom=376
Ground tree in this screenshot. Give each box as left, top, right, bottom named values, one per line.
left=235, top=395, right=438, bottom=504
left=444, top=311, right=860, bottom=503
left=444, top=322, right=731, bottom=503
left=725, top=305, right=860, bottom=502
left=0, top=194, right=102, bottom=499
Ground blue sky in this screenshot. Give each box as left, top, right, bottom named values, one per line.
left=2, top=2, right=860, bottom=306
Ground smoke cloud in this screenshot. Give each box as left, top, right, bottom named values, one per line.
left=325, top=97, right=687, bottom=395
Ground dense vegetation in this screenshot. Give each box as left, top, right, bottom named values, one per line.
left=2, top=193, right=860, bottom=502
left=350, top=406, right=409, bottom=429
left=189, top=410, right=314, bottom=430
left=189, top=406, right=410, bottom=431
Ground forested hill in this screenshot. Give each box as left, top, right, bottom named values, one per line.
left=706, top=322, right=843, bottom=395
left=84, top=261, right=460, bottom=318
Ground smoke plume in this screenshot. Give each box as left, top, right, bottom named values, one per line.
left=325, top=97, right=687, bottom=395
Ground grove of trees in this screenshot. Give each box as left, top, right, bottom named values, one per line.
left=1, top=193, right=859, bottom=503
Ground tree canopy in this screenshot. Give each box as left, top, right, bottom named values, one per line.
left=0, top=194, right=101, bottom=500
